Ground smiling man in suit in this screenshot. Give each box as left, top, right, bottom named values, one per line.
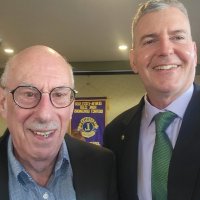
left=0, top=45, right=118, bottom=200
left=104, top=0, right=200, bottom=200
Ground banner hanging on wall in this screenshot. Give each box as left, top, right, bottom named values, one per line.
left=71, top=97, right=106, bottom=145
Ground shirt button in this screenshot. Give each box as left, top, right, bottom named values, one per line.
left=43, top=192, right=49, bottom=199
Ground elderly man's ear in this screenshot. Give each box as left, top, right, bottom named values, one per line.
left=129, top=49, right=138, bottom=74
left=0, top=87, right=7, bottom=119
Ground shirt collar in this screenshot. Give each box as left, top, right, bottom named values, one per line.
left=54, top=139, right=69, bottom=177
left=143, top=84, right=194, bottom=126
left=7, top=135, right=69, bottom=187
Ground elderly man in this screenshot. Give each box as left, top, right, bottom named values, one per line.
left=0, top=45, right=118, bottom=200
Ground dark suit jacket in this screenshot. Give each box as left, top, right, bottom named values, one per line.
left=104, top=83, right=200, bottom=200
left=0, top=130, right=118, bottom=200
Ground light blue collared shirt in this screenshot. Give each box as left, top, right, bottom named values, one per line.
left=8, top=136, right=76, bottom=200
left=137, top=85, right=194, bottom=200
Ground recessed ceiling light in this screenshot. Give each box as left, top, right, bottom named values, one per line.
left=4, top=48, right=14, bottom=54
left=118, top=45, right=128, bottom=50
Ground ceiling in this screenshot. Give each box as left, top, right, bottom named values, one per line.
left=0, top=0, right=199, bottom=73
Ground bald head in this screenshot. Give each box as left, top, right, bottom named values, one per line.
left=1, top=45, right=74, bottom=88
left=0, top=45, right=76, bottom=170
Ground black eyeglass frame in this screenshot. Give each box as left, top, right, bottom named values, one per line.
left=7, top=85, right=77, bottom=109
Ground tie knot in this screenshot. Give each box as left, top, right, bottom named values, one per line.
left=154, top=111, right=177, bottom=132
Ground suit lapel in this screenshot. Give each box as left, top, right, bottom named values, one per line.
left=168, top=84, right=200, bottom=199
left=118, top=98, right=144, bottom=199
left=65, top=135, right=86, bottom=200
left=66, top=135, right=119, bottom=200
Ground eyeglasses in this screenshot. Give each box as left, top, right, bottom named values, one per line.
left=6, top=86, right=77, bottom=109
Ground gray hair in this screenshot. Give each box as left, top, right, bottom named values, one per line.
left=0, top=59, right=12, bottom=88
left=132, top=0, right=189, bottom=47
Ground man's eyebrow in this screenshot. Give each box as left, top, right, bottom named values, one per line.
left=19, top=82, right=34, bottom=87
left=169, top=29, right=188, bottom=35
left=140, top=33, right=156, bottom=40
left=139, top=33, right=157, bottom=44
left=139, top=29, right=188, bottom=42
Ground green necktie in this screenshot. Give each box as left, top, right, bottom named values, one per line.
left=152, top=111, right=177, bottom=200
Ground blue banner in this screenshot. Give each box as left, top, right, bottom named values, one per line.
left=71, top=97, right=106, bottom=145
